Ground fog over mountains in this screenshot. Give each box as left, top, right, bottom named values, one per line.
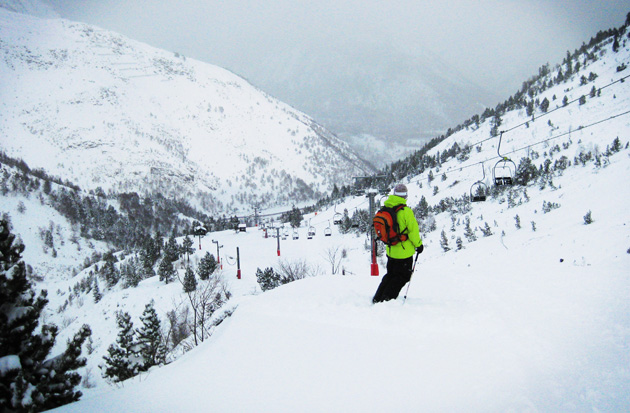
left=242, top=37, right=495, bottom=151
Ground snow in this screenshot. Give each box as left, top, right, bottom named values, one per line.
left=49, top=152, right=630, bottom=411
left=1, top=3, right=629, bottom=412
left=0, top=355, right=21, bottom=374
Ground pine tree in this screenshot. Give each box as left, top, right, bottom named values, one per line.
left=121, top=257, right=143, bottom=288
left=256, top=267, right=281, bottom=291
left=135, top=301, right=166, bottom=371
left=583, top=210, right=593, bottom=225
left=93, top=277, right=102, bottom=303
left=183, top=266, right=197, bottom=293
left=464, top=216, right=477, bottom=242
left=481, top=222, right=493, bottom=237
left=101, top=311, right=140, bottom=383
left=0, top=219, right=91, bottom=411
left=163, top=234, right=180, bottom=263
left=440, top=230, right=450, bottom=252
left=158, top=258, right=175, bottom=284
left=414, top=195, right=430, bottom=220
left=456, top=237, right=464, bottom=251
left=101, top=259, right=119, bottom=288
left=37, top=325, right=92, bottom=411
left=288, top=206, right=303, bottom=228
left=197, top=252, right=218, bottom=280
left=514, top=214, right=522, bottom=229
left=181, top=235, right=194, bottom=264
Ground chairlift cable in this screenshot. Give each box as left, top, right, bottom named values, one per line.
left=404, top=109, right=630, bottom=186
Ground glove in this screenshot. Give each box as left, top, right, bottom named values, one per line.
left=416, top=245, right=424, bottom=254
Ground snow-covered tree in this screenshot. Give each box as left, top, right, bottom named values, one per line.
left=464, top=216, right=477, bottom=242
left=163, top=234, right=180, bottom=263
left=93, top=277, right=102, bottom=303
left=0, top=219, right=91, bottom=411
left=481, top=222, right=493, bottom=237
left=135, top=301, right=166, bottom=371
left=101, top=311, right=140, bottom=383
left=100, top=259, right=119, bottom=288
left=197, top=252, right=218, bottom=280
left=158, top=258, right=176, bottom=284
left=440, top=230, right=450, bottom=252
left=256, top=267, right=281, bottom=291
left=181, top=236, right=194, bottom=264
left=183, top=266, right=197, bottom=293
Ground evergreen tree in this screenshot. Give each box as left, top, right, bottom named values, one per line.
left=540, top=97, right=550, bottom=113
left=158, top=258, right=175, bottom=284
left=464, top=216, right=477, bottom=242
left=101, top=311, right=140, bottom=383
left=163, top=234, right=180, bottom=263
left=181, top=235, right=194, bottom=264
left=583, top=210, right=594, bottom=225
left=414, top=195, right=430, bottom=220
left=456, top=237, right=464, bottom=251
left=101, top=259, right=119, bottom=288
left=515, top=157, right=539, bottom=186
left=288, top=206, right=303, bottom=228
left=256, top=267, right=281, bottom=291
left=515, top=214, right=522, bottom=229
left=0, top=219, right=91, bottom=411
left=338, top=209, right=352, bottom=235
left=93, top=277, right=102, bottom=303
left=135, top=301, right=166, bottom=371
left=481, top=222, right=493, bottom=237
left=440, top=230, right=450, bottom=252
left=121, top=257, right=142, bottom=288
left=197, top=252, right=218, bottom=280
left=183, top=266, right=197, bottom=293
left=37, top=325, right=92, bottom=411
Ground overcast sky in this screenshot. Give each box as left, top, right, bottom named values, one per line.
left=44, top=0, right=630, bottom=97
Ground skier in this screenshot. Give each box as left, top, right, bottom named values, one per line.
left=373, top=184, right=423, bottom=303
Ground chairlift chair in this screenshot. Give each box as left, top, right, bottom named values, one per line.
left=470, top=163, right=488, bottom=202
left=324, top=222, right=332, bottom=237
left=493, top=157, right=516, bottom=186
left=333, top=212, right=343, bottom=225
left=493, top=131, right=516, bottom=186
left=307, top=226, right=316, bottom=239
left=292, top=230, right=299, bottom=240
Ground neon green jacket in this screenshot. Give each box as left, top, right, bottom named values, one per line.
left=383, top=195, right=423, bottom=259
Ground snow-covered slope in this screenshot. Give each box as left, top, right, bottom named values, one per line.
left=50, top=150, right=630, bottom=412
left=39, top=27, right=630, bottom=412
left=0, top=7, right=372, bottom=213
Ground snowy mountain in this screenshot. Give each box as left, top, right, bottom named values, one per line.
left=0, top=6, right=373, bottom=214
left=239, top=38, right=496, bottom=165
left=1, top=5, right=630, bottom=413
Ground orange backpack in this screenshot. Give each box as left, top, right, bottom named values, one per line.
left=373, top=204, right=408, bottom=246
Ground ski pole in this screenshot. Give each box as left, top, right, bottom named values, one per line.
left=402, top=251, right=421, bottom=304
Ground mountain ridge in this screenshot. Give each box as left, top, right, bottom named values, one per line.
left=0, top=7, right=374, bottom=215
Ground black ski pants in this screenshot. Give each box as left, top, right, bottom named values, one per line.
left=372, top=255, right=414, bottom=303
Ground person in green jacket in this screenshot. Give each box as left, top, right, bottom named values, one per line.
left=373, top=184, right=424, bottom=303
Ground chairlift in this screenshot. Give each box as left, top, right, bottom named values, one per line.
left=333, top=205, right=343, bottom=225
left=324, top=221, right=332, bottom=237
left=292, top=230, right=299, bottom=240
left=470, top=163, right=489, bottom=202
left=307, top=226, right=316, bottom=239
left=493, top=131, right=516, bottom=186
